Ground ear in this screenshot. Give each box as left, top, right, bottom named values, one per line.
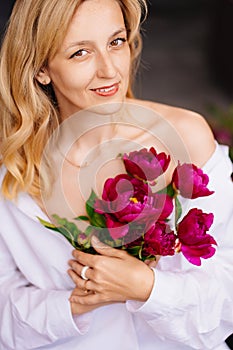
left=36, top=68, right=51, bottom=85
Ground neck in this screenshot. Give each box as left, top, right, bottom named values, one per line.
left=55, top=108, right=124, bottom=168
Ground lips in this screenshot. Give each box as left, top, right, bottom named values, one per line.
left=91, top=83, right=119, bottom=97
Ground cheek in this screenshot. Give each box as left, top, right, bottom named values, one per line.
left=50, top=69, right=86, bottom=94
left=48, top=60, right=88, bottom=92
left=118, top=48, right=131, bottom=78
left=63, top=63, right=96, bottom=92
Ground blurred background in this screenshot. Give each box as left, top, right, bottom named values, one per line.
left=0, top=1, right=232, bottom=159
left=0, top=0, right=233, bottom=348
left=136, top=0, right=233, bottom=160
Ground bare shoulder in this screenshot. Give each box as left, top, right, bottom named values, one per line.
left=128, top=98, right=216, bottom=167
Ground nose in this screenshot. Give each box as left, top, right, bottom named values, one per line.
left=96, top=51, right=117, bottom=79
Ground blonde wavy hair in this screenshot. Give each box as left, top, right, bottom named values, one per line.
left=0, top=0, right=147, bottom=199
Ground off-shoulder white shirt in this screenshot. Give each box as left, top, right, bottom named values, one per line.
left=0, top=143, right=232, bottom=350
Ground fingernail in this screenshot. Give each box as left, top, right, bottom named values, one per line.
left=72, top=249, right=78, bottom=258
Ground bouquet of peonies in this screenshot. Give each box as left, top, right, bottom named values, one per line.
left=39, top=147, right=217, bottom=266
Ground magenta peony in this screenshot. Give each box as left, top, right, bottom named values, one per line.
left=94, top=174, right=173, bottom=240
left=123, top=147, right=170, bottom=182
left=143, top=221, right=176, bottom=256
left=172, top=163, right=214, bottom=199
left=177, top=208, right=216, bottom=266
left=40, top=146, right=216, bottom=265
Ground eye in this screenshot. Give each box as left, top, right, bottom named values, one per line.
left=110, top=37, right=127, bottom=48
left=69, top=49, right=88, bottom=59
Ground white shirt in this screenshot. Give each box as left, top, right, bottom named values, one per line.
left=0, top=143, right=232, bottom=350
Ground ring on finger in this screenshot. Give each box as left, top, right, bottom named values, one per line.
left=81, top=265, right=90, bottom=280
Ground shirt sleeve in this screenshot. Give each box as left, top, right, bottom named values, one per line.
left=0, top=234, right=91, bottom=350
left=126, top=143, right=233, bottom=349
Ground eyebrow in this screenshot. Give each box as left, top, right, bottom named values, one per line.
left=64, top=27, right=127, bottom=52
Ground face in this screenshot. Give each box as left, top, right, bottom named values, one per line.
left=40, top=0, right=131, bottom=119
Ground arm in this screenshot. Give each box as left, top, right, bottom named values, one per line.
left=69, top=143, right=233, bottom=349
left=0, top=234, right=90, bottom=350
left=126, top=143, right=233, bottom=349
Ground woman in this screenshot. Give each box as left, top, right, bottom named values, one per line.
left=0, top=0, right=232, bottom=349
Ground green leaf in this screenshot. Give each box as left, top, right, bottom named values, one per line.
left=78, top=236, right=92, bottom=249
left=51, top=214, right=82, bottom=248
left=86, top=190, right=98, bottom=219
left=103, top=239, right=116, bottom=248
left=38, top=215, right=102, bottom=252
left=126, top=245, right=142, bottom=257
left=156, top=183, right=176, bottom=198
left=139, top=245, right=143, bottom=260
left=56, top=226, right=76, bottom=247
left=175, top=196, right=182, bottom=225
left=90, top=212, right=106, bottom=228
left=140, top=254, right=155, bottom=262
left=53, top=214, right=80, bottom=234
left=166, top=183, right=176, bottom=198
left=85, top=225, right=96, bottom=236
left=74, top=216, right=89, bottom=221
left=113, top=238, right=123, bottom=246
left=37, top=217, right=57, bottom=229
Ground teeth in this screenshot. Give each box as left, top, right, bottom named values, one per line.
left=96, top=85, right=115, bottom=93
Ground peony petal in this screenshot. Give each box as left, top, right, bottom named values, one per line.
left=172, top=163, right=214, bottom=199
left=123, top=148, right=171, bottom=182
left=105, top=215, right=129, bottom=239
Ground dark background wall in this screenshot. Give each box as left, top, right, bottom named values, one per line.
left=0, top=1, right=15, bottom=42
left=0, top=1, right=232, bottom=347
left=137, top=0, right=233, bottom=115
left=1, top=0, right=232, bottom=115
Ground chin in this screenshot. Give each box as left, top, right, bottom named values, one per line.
left=87, top=100, right=125, bottom=116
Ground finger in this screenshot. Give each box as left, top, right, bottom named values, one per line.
left=147, top=261, right=157, bottom=268
left=145, top=259, right=159, bottom=268
left=68, top=268, right=87, bottom=290
left=68, top=269, right=91, bottom=290
left=72, top=249, right=97, bottom=268
left=144, top=259, right=155, bottom=266
left=70, top=291, right=104, bottom=305
left=71, top=288, right=93, bottom=296
left=68, top=269, right=98, bottom=292
left=69, top=295, right=92, bottom=303
left=68, top=259, right=94, bottom=280
left=91, top=236, right=126, bottom=258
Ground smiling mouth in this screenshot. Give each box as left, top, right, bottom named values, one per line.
left=91, top=83, right=119, bottom=97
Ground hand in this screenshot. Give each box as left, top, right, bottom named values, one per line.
left=69, top=287, right=115, bottom=315
left=68, top=236, right=154, bottom=306
left=144, top=257, right=160, bottom=268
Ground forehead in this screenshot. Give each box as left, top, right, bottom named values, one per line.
left=63, top=0, right=125, bottom=45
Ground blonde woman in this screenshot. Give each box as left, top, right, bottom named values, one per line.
left=0, top=0, right=232, bottom=349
